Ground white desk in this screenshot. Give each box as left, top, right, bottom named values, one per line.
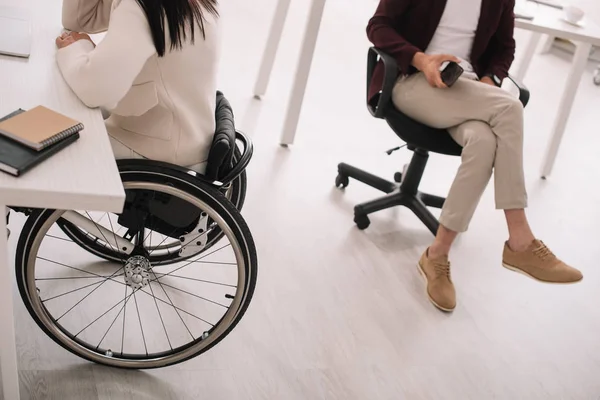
left=256, top=0, right=600, bottom=178
left=514, top=4, right=600, bottom=177
left=0, top=0, right=125, bottom=398
left=253, top=0, right=326, bottom=146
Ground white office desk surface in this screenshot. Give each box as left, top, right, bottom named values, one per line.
left=0, top=0, right=125, bottom=399
left=0, top=0, right=124, bottom=212
left=514, top=4, right=600, bottom=178
left=515, top=5, right=600, bottom=44
left=257, top=0, right=599, bottom=179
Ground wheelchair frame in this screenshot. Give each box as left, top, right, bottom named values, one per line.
left=53, top=129, right=253, bottom=260
left=9, top=124, right=257, bottom=369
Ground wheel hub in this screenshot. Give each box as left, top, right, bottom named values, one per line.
left=124, top=255, right=151, bottom=290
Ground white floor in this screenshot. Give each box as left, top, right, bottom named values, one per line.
left=4, top=0, right=600, bottom=398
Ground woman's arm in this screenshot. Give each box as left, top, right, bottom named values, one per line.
left=56, top=0, right=155, bottom=109
left=62, top=0, right=114, bottom=34
left=484, top=0, right=516, bottom=80
left=366, top=0, right=420, bottom=74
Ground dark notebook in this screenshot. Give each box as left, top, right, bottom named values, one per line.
left=0, top=132, right=80, bottom=176
left=0, top=109, right=80, bottom=177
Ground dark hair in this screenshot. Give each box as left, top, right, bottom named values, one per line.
left=135, top=0, right=218, bottom=57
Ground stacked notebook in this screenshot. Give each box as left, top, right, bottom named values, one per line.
left=0, top=106, right=82, bottom=176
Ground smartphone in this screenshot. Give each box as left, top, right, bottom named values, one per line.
left=440, top=61, right=464, bottom=87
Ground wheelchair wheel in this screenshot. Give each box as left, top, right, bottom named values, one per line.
left=58, top=151, right=247, bottom=265
left=15, top=171, right=257, bottom=369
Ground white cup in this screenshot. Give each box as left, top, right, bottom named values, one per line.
left=564, top=5, right=585, bottom=24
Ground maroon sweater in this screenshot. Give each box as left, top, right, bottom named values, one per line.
left=367, top=0, right=516, bottom=101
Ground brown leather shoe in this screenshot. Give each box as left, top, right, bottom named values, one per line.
left=418, top=249, right=456, bottom=312
left=502, top=240, right=583, bottom=284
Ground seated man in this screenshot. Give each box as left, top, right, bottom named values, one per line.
left=367, top=0, right=582, bottom=312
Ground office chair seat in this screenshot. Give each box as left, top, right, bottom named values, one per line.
left=384, top=106, right=462, bottom=156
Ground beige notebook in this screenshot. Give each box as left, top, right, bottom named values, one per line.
left=0, top=105, right=83, bottom=151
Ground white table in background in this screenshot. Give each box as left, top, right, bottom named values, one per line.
left=253, top=0, right=326, bottom=146
left=256, top=0, right=600, bottom=178
left=0, top=0, right=125, bottom=398
left=514, top=4, right=600, bottom=178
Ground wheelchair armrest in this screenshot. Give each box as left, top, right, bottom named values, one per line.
left=367, top=47, right=400, bottom=119
left=219, top=130, right=253, bottom=185
left=506, top=74, right=530, bottom=108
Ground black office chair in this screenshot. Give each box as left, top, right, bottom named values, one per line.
left=335, top=47, right=530, bottom=235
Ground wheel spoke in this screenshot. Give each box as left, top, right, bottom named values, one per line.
left=148, top=281, right=173, bottom=351
left=85, top=211, right=120, bottom=256
left=188, top=260, right=237, bottom=266
left=156, top=282, right=229, bottom=309
left=121, top=284, right=128, bottom=355
left=46, top=234, right=74, bottom=243
left=75, top=289, right=136, bottom=338
left=148, top=270, right=196, bottom=338
left=95, top=213, right=107, bottom=225
left=56, top=266, right=125, bottom=322
left=151, top=273, right=236, bottom=288
left=147, top=227, right=180, bottom=257
left=42, top=279, right=115, bottom=303
left=133, top=290, right=148, bottom=356
left=36, top=276, right=118, bottom=281
left=139, top=286, right=214, bottom=327
left=96, top=288, right=135, bottom=350
left=37, top=257, right=126, bottom=286
left=149, top=243, right=232, bottom=281
left=106, top=213, right=124, bottom=255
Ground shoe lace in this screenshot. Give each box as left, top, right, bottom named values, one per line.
left=433, top=261, right=451, bottom=278
left=533, top=241, right=555, bottom=261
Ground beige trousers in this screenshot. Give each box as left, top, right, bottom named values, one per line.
left=109, top=136, right=207, bottom=174
left=392, top=73, right=528, bottom=232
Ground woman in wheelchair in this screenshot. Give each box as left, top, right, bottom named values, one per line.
left=7, top=0, right=257, bottom=369
left=55, top=0, right=219, bottom=172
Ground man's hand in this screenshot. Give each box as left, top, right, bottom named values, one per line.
left=412, top=52, right=460, bottom=88
left=480, top=76, right=496, bottom=87
left=56, top=31, right=94, bottom=49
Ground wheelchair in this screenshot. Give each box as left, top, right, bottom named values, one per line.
left=9, top=92, right=257, bottom=370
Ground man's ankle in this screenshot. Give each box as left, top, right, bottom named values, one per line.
left=428, top=246, right=449, bottom=260
left=507, top=237, right=535, bottom=253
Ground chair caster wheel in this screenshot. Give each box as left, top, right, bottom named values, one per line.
left=394, top=164, right=408, bottom=183
left=354, top=214, right=370, bottom=230
left=335, top=174, right=349, bottom=189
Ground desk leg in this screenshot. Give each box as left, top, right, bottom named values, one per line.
left=514, top=32, right=542, bottom=81
left=541, top=42, right=592, bottom=179
left=253, top=0, right=292, bottom=98
left=0, top=203, right=20, bottom=400
left=540, top=35, right=555, bottom=54
left=280, top=0, right=327, bottom=146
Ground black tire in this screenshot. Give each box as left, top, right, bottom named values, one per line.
left=15, top=169, right=257, bottom=369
